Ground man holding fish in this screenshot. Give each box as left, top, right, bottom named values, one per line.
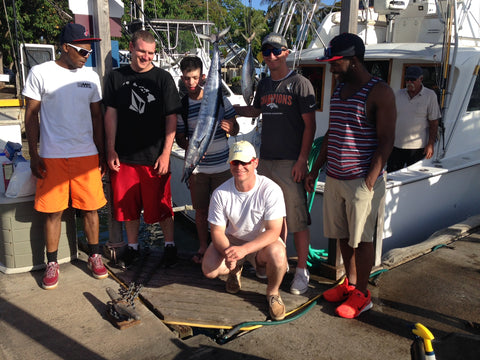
left=176, top=55, right=239, bottom=264
left=104, top=30, right=182, bottom=268
left=234, top=33, right=317, bottom=295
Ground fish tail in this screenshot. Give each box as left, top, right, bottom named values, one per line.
left=197, top=27, right=230, bottom=44
left=241, top=32, right=255, bottom=44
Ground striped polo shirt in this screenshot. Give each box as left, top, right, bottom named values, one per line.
left=326, top=77, right=381, bottom=180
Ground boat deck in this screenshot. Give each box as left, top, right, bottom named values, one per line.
left=107, top=251, right=323, bottom=328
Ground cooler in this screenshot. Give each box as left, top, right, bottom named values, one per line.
left=0, top=116, right=77, bottom=274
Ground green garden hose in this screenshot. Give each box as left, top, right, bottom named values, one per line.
left=218, top=297, right=319, bottom=344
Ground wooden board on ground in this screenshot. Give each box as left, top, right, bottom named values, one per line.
left=106, top=250, right=323, bottom=327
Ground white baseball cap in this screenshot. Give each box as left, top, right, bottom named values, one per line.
left=228, top=141, right=257, bottom=163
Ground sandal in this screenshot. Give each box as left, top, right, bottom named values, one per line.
left=191, top=252, right=204, bottom=264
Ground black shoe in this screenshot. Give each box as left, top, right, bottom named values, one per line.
left=162, top=244, right=177, bottom=267
left=119, top=247, right=140, bottom=269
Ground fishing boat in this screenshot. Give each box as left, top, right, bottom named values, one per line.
left=169, top=0, right=480, bottom=267
left=271, top=0, right=480, bottom=267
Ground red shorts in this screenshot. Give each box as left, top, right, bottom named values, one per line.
left=110, top=163, right=173, bottom=223
left=34, top=155, right=106, bottom=213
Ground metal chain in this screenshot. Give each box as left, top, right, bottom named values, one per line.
left=118, top=282, right=143, bottom=308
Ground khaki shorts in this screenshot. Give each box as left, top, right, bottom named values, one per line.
left=258, top=159, right=309, bottom=233
left=34, top=155, right=106, bottom=213
left=189, top=170, right=231, bottom=210
left=323, top=174, right=385, bottom=248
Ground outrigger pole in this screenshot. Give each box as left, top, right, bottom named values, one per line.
left=437, top=0, right=455, bottom=160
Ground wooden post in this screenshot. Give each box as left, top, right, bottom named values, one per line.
left=93, top=0, right=112, bottom=82
left=92, top=0, right=124, bottom=251
left=340, top=0, right=359, bottom=34
left=316, top=238, right=345, bottom=280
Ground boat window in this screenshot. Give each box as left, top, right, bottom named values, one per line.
left=365, top=61, right=390, bottom=83
left=297, top=65, right=325, bottom=111
left=467, top=72, right=480, bottom=111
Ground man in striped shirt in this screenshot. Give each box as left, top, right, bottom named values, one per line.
left=306, top=33, right=396, bottom=318
left=176, top=56, right=239, bottom=264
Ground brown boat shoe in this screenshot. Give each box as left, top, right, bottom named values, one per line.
left=226, top=264, right=243, bottom=294
left=268, top=294, right=286, bottom=321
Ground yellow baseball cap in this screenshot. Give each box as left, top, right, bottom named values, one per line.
left=228, top=141, right=257, bottom=163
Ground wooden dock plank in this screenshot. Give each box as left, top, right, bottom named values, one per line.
left=107, top=251, right=322, bottom=328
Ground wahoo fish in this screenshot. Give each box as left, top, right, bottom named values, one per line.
left=241, top=32, right=256, bottom=105
left=181, top=27, right=230, bottom=182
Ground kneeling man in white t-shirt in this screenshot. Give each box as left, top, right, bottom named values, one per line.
left=202, top=141, right=288, bottom=321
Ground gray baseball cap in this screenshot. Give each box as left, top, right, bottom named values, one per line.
left=261, top=32, right=288, bottom=49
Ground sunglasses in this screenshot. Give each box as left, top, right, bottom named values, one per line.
left=67, top=43, right=93, bottom=57
left=230, top=159, right=254, bottom=166
left=262, top=48, right=286, bottom=57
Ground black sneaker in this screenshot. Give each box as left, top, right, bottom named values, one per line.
left=162, top=244, right=177, bottom=267
left=119, top=247, right=140, bottom=269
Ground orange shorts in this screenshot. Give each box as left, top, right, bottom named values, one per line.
left=34, top=155, right=106, bottom=213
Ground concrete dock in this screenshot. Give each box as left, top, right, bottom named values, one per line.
left=1, top=217, right=479, bottom=360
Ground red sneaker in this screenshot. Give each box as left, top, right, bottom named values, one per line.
left=88, top=254, right=108, bottom=279
left=42, top=262, right=59, bottom=290
left=323, top=277, right=355, bottom=302
left=335, top=289, right=373, bottom=318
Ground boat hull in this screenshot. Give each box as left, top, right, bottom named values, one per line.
left=306, top=151, right=480, bottom=265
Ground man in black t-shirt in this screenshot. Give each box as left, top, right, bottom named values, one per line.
left=104, top=30, right=181, bottom=267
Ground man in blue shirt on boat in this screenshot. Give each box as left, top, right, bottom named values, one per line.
left=307, top=33, right=396, bottom=318
left=203, top=141, right=288, bottom=321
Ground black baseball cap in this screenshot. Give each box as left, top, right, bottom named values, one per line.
left=405, top=66, right=423, bottom=80
left=60, top=23, right=101, bottom=44
left=317, top=33, right=365, bottom=62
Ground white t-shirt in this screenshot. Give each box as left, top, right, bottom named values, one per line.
left=208, top=174, right=286, bottom=242
left=22, top=61, right=102, bottom=158
left=394, top=86, right=441, bottom=149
